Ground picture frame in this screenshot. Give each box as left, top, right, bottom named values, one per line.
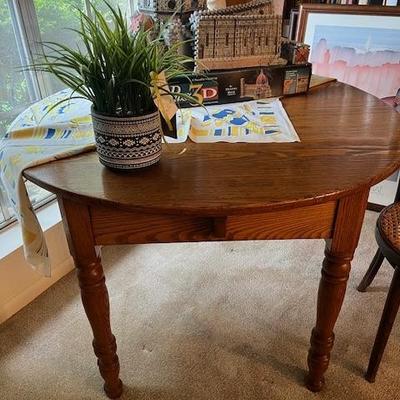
left=368, top=171, right=400, bottom=211
left=296, top=4, right=400, bottom=210
left=288, top=9, right=299, bottom=41
left=296, top=4, right=400, bottom=43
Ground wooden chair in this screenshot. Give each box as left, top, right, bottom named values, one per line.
left=357, top=201, right=400, bottom=382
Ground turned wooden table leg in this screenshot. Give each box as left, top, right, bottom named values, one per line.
left=59, top=196, right=123, bottom=399
left=306, top=190, right=369, bottom=392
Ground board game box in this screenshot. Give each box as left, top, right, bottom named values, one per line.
left=169, top=63, right=312, bottom=108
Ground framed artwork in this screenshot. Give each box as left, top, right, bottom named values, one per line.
left=296, top=5, right=400, bottom=209
left=369, top=171, right=400, bottom=210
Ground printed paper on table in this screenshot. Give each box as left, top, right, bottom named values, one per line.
left=180, top=99, right=300, bottom=143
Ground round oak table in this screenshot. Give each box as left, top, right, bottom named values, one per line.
left=25, top=82, right=400, bottom=398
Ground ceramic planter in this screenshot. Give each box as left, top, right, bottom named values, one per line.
left=91, top=109, right=162, bottom=170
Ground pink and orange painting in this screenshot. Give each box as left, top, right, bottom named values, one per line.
left=310, top=25, right=400, bottom=102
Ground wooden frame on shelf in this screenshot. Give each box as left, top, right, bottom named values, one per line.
left=296, top=4, right=400, bottom=42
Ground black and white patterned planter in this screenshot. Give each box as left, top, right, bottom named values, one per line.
left=92, top=110, right=162, bottom=170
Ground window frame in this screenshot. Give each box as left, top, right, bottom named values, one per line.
left=0, top=0, right=133, bottom=229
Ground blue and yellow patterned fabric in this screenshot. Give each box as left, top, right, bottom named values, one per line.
left=189, top=100, right=299, bottom=143
left=0, top=89, right=95, bottom=276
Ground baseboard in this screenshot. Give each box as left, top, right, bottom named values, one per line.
left=0, top=220, right=75, bottom=325
left=0, top=256, right=75, bottom=324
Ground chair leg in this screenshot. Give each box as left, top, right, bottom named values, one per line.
left=357, top=249, right=385, bottom=292
left=365, top=267, right=400, bottom=383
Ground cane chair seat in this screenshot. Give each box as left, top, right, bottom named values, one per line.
left=376, top=203, right=400, bottom=266
left=358, top=201, right=400, bottom=383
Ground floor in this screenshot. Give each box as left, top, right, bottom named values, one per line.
left=1, top=210, right=399, bottom=399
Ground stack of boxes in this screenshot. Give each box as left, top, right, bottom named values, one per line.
left=137, top=0, right=311, bottom=106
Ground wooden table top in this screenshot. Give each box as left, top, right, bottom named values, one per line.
left=25, top=82, right=400, bottom=216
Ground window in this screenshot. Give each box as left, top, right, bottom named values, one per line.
left=33, top=0, right=86, bottom=93
left=0, top=1, right=34, bottom=138
left=0, top=0, right=132, bottom=228
left=91, top=0, right=131, bottom=20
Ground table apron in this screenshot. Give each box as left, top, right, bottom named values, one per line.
left=90, top=201, right=337, bottom=245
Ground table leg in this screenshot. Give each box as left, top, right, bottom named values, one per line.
left=58, top=197, right=123, bottom=399
left=306, top=190, right=369, bottom=392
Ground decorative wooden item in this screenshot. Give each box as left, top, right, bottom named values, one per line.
left=137, top=0, right=208, bottom=49
left=137, top=0, right=207, bottom=19
left=190, top=0, right=286, bottom=70
left=137, top=0, right=307, bottom=72
left=281, top=40, right=310, bottom=64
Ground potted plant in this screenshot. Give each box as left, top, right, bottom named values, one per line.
left=29, top=2, right=194, bottom=170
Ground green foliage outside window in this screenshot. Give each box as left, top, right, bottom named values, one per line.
left=1, top=0, right=129, bottom=223
left=0, top=1, right=29, bottom=134
left=0, top=0, right=129, bottom=135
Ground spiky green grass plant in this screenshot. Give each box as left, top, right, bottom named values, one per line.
left=29, top=1, right=194, bottom=116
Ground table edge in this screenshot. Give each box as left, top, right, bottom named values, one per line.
left=24, top=158, right=400, bottom=216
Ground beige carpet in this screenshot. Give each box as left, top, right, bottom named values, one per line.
left=1, top=210, right=400, bottom=400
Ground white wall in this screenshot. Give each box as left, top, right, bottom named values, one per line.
left=0, top=221, right=74, bottom=324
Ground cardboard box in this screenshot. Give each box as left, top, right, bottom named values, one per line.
left=281, top=41, right=310, bottom=65
left=169, top=63, right=312, bottom=108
